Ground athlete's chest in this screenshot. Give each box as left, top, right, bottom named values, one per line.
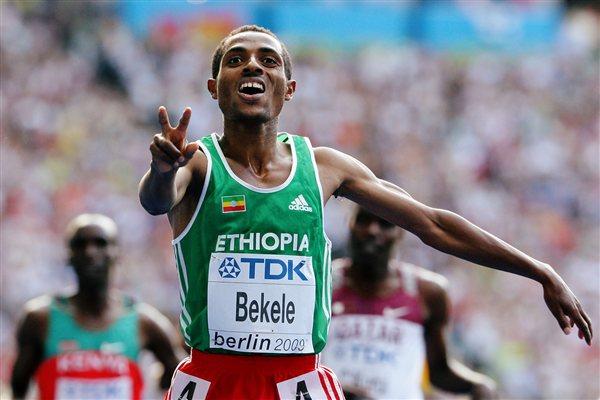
left=224, top=158, right=294, bottom=189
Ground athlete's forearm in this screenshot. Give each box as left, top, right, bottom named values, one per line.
left=138, top=166, right=178, bottom=215
left=421, top=209, right=553, bottom=284
left=343, top=176, right=551, bottom=283
left=430, top=359, right=495, bottom=396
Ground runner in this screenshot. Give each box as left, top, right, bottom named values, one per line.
left=11, top=214, right=180, bottom=400
left=322, top=206, right=496, bottom=399
left=138, top=24, right=592, bottom=400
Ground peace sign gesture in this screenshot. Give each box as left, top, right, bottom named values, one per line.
left=149, top=106, right=199, bottom=173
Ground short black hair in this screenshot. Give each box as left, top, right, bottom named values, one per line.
left=211, top=25, right=293, bottom=80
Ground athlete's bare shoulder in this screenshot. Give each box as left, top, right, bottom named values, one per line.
left=136, top=302, right=173, bottom=329
left=331, top=257, right=351, bottom=290
left=403, top=263, right=449, bottom=292
left=404, top=264, right=450, bottom=323
left=135, top=302, right=178, bottom=345
left=21, top=295, right=52, bottom=318
left=313, top=146, right=370, bottom=201
left=313, top=146, right=359, bottom=175
left=187, top=141, right=209, bottom=180
left=331, top=257, right=351, bottom=270
left=135, top=302, right=180, bottom=375
left=313, top=147, right=344, bottom=197
left=16, top=295, right=52, bottom=342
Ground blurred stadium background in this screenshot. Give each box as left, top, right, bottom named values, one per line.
left=1, top=0, right=598, bottom=398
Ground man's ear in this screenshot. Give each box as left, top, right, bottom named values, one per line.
left=284, top=80, right=296, bottom=101
left=207, top=79, right=218, bottom=100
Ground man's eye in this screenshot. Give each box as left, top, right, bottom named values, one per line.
left=263, top=57, right=277, bottom=65
left=94, top=238, right=109, bottom=247
left=227, top=56, right=242, bottom=64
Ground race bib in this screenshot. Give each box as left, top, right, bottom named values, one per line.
left=276, top=371, right=330, bottom=400
left=56, top=377, right=132, bottom=399
left=169, top=370, right=211, bottom=400
left=207, top=252, right=315, bottom=354
left=321, top=315, right=425, bottom=399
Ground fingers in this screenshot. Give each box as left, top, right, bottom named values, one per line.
left=176, top=107, right=192, bottom=134
left=183, top=142, right=199, bottom=160
left=558, top=299, right=593, bottom=345
left=158, top=106, right=172, bottom=136
left=150, top=134, right=183, bottom=173
left=568, top=304, right=592, bottom=345
left=175, top=142, right=199, bottom=169
left=153, top=134, right=183, bottom=160
left=546, top=294, right=571, bottom=333
left=544, top=281, right=593, bottom=345
left=578, top=303, right=593, bottom=339
left=152, top=106, right=195, bottom=171
left=149, top=148, right=175, bottom=174
left=158, top=106, right=192, bottom=148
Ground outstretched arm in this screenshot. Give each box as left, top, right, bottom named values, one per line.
left=316, top=147, right=592, bottom=344
left=138, top=304, right=182, bottom=391
left=11, top=306, right=48, bottom=399
left=420, top=274, right=496, bottom=399
left=139, top=107, right=203, bottom=215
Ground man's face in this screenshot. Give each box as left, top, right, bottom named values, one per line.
left=350, top=210, right=402, bottom=275
left=208, top=31, right=295, bottom=123
left=68, top=224, right=118, bottom=288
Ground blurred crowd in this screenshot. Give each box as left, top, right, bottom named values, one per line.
left=1, top=2, right=598, bottom=398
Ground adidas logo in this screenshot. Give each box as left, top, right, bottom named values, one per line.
left=288, top=194, right=313, bottom=212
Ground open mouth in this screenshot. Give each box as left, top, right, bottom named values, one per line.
left=238, top=81, right=265, bottom=101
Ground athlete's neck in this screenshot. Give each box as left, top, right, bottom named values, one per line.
left=73, top=285, right=111, bottom=317
left=221, top=118, right=283, bottom=176
left=347, top=263, right=393, bottom=298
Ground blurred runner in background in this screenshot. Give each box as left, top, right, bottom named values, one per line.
left=322, top=207, right=496, bottom=400
left=10, top=214, right=180, bottom=400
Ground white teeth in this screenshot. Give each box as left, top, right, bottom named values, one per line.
left=239, top=82, right=265, bottom=91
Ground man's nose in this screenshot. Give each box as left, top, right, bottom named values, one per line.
left=243, top=55, right=263, bottom=75
left=83, top=243, right=100, bottom=257
left=366, top=221, right=382, bottom=236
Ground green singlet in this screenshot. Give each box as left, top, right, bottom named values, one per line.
left=45, top=296, right=140, bottom=360
left=37, top=296, right=144, bottom=400
left=172, top=133, right=332, bottom=355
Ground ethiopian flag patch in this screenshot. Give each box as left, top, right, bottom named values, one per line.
left=222, top=195, right=246, bottom=213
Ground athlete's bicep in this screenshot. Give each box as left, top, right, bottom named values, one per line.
left=167, top=169, right=191, bottom=209
left=316, top=147, right=435, bottom=235
left=169, top=149, right=208, bottom=237
left=173, top=149, right=206, bottom=205
left=137, top=304, right=180, bottom=389
left=420, top=276, right=452, bottom=372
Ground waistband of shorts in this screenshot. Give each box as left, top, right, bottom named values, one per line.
left=190, top=349, right=319, bottom=374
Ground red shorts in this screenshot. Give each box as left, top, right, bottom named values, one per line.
left=165, top=349, right=345, bottom=400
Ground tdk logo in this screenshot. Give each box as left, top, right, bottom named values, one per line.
left=288, top=194, right=313, bottom=212
left=240, top=257, right=308, bottom=281
left=218, top=257, right=241, bottom=278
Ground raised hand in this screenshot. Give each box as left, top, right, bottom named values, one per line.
left=149, top=106, right=199, bottom=173
left=543, top=271, right=593, bottom=345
